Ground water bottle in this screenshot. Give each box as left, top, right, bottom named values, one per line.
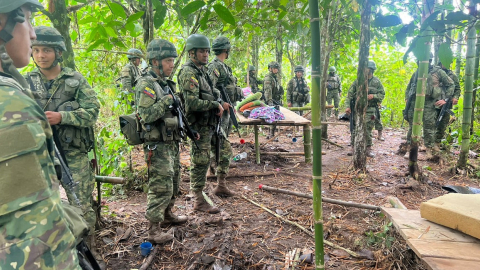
left=233, top=152, right=248, bottom=161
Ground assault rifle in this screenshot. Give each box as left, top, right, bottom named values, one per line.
left=165, top=85, right=199, bottom=149
left=218, top=85, right=241, bottom=137
left=214, top=115, right=223, bottom=164
left=403, top=72, right=418, bottom=122
left=436, top=98, right=455, bottom=127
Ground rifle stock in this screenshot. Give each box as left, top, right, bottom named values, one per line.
left=218, top=85, right=241, bottom=137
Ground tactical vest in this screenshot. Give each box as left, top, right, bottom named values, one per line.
left=292, top=77, right=309, bottom=103
left=129, top=63, right=142, bottom=87
left=266, top=73, right=282, bottom=101
left=27, top=71, right=94, bottom=153
left=210, top=59, right=239, bottom=103
left=426, top=66, right=443, bottom=100
left=179, top=62, right=218, bottom=127
left=367, top=77, right=382, bottom=108
left=327, top=75, right=340, bottom=91
left=139, top=75, right=181, bottom=142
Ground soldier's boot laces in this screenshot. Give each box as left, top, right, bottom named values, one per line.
left=88, top=233, right=106, bottom=270
left=213, top=175, right=236, bottom=197
left=366, top=146, right=375, bottom=158
left=377, top=130, right=385, bottom=141
left=147, top=221, right=174, bottom=244
left=161, top=201, right=187, bottom=227
left=193, top=191, right=220, bottom=214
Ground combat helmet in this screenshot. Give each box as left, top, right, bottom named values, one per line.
left=268, top=61, right=280, bottom=69
left=0, top=0, right=43, bottom=43
left=127, top=48, right=144, bottom=59
left=147, top=39, right=177, bottom=60
left=248, top=65, right=256, bottom=71
left=367, top=60, right=376, bottom=71
left=294, top=65, right=304, bottom=73
left=212, top=36, right=231, bottom=51
left=32, top=26, right=66, bottom=51
left=328, top=66, right=336, bottom=73
left=185, top=34, right=210, bottom=51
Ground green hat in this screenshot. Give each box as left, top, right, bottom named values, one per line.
left=367, top=60, right=376, bottom=70
left=212, top=36, right=231, bottom=51
left=248, top=65, right=256, bottom=71
left=185, top=34, right=210, bottom=51
left=147, top=39, right=177, bottom=60
left=294, top=65, right=304, bottom=73
left=32, top=26, right=66, bottom=51
left=268, top=61, right=280, bottom=69
left=1, top=0, right=43, bottom=13
left=328, top=66, right=336, bottom=73
left=127, top=48, right=144, bottom=59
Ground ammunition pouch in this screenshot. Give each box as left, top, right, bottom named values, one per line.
left=57, top=125, right=94, bottom=153
left=119, top=113, right=144, bottom=145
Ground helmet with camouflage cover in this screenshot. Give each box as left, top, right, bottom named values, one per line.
left=268, top=61, right=280, bottom=69
left=294, top=65, right=304, bottom=73
left=147, top=39, right=177, bottom=60
left=127, top=48, right=143, bottom=59
left=248, top=65, right=256, bottom=71
left=32, top=26, right=66, bottom=51
left=367, top=60, right=376, bottom=71
left=212, top=36, right=231, bottom=51
left=185, top=34, right=210, bottom=51
left=328, top=66, right=336, bottom=73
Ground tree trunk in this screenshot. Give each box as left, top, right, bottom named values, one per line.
left=276, top=17, right=283, bottom=86
left=309, top=0, right=324, bottom=267
left=46, top=0, right=75, bottom=69
left=455, top=30, right=463, bottom=78
left=470, top=26, right=480, bottom=136
left=409, top=0, right=435, bottom=180
left=142, top=0, right=154, bottom=45
left=352, top=0, right=372, bottom=170
left=458, top=17, right=476, bottom=168
left=252, top=35, right=259, bottom=72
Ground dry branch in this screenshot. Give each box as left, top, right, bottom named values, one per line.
left=139, top=244, right=158, bottom=270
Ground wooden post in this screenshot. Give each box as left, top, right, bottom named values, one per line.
left=304, top=125, right=312, bottom=163
left=254, top=125, right=260, bottom=164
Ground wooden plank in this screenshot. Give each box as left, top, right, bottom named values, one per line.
left=235, top=107, right=311, bottom=126
left=423, top=257, right=480, bottom=270
left=407, top=239, right=480, bottom=262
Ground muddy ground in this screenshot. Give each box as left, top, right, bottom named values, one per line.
left=93, top=118, right=480, bottom=270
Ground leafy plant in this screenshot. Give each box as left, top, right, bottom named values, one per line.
left=365, top=222, right=395, bottom=248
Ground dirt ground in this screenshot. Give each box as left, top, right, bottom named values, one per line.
left=93, top=119, right=480, bottom=270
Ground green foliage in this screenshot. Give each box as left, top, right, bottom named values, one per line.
left=365, top=222, right=395, bottom=248
left=438, top=43, right=454, bottom=68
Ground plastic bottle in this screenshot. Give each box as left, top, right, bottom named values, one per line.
left=233, top=152, right=248, bottom=161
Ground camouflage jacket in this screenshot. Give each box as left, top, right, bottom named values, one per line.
left=287, top=76, right=310, bottom=104
left=263, top=72, right=283, bottom=106
left=444, top=68, right=461, bottom=100
left=207, top=57, right=242, bottom=104
left=0, top=73, right=79, bottom=269
left=345, top=76, right=385, bottom=111
left=245, top=72, right=263, bottom=93
left=121, top=62, right=142, bottom=93
left=178, top=59, right=222, bottom=127
left=326, top=74, right=342, bottom=93
left=404, top=66, right=454, bottom=104
left=26, top=67, right=100, bottom=152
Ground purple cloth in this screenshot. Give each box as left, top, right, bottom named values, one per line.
left=249, top=106, right=285, bottom=123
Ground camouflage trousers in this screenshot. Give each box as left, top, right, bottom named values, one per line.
left=190, top=124, right=232, bottom=192
left=435, top=113, right=450, bottom=143
left=210, top=112, right=234, bottom=175
left=375, top=114, right=383, bottom=131
left=326, top=90, right=340, bottom=117
left=406, top=100, right=438, bottom=147
left=144, top=141, right=180, bottom=223
left=292, top=101, right=305, bottom=116
left=0, top=191, right=81, bottom=270
left=65, top=150, right=96, bottom=234
left=351, top=110, right=376, bottom=147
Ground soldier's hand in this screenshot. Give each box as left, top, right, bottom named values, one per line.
left=192, top=130, right=200, bottom=140
left=222, top=102, right=231, bottom=111
left=453, top=98, right=458, bottom=105
left=45, top=111, right=62, bottom=125
left=346, top=108, right=351, bottom=114
left=435, top=99, right=447, bottom=107
left=288, top=102, right=292, bottom=107
left=367, top=94, right=374, bottom=100
left=217, top=104, right=225, bottom=117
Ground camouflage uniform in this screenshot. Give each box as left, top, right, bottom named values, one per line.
left=121, top=62, right=141, bottom=94
left=287, top=69, right=310, bottom=116
left=405, top=66, right=454, bottom=148
left=245, top=66, right=263, bottom=93
left=434, top=68, right=460, bottom=144
left=326, top=73, right=342, bottom=117
left=264, top=71, right=283, bottom=106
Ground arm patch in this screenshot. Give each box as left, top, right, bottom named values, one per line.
left=143, top=87, right=156, bottom=99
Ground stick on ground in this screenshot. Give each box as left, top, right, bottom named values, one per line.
left=139, top=244, right=159, bottom=270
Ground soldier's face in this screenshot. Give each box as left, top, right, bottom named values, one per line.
left=0, top=6, right=36, bottom=69
left=161, top=57, right=175, bottom=77
left=272, top=68, right=279, bottom=74
left=133, top=58, right=141, bottom=66
left=192, top=48, right=209, bottom=65
left=295, top=71, right=303, bottom=78
left=32, top=45, right=56, bottom=69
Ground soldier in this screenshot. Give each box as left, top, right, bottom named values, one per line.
left=374, top=105, right=385, bottom=141
left=326, top=66, right=342, bottom=118
left=287, top=65, right=310, bottom=116
left=0, top=1, right=80, bottom=269
left=26, top=26, right=101, bottom=259
left=207, top=36, right=241, bottom=197
left=246, top=65, right=263, bottom=93
left=435, top=61, right=461, bottom=147
left=135, top=39, right=188, bottom=244
left=121, top=48, right=143, bottom=94
left=345, top=60, right=385, bottom=158
left=403, top=56, right=454, bottom=159
left=178, top=34, right=230, bottom=214
left=264, top=61, right=283, bottom=139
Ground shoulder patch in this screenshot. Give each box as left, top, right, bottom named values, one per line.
left=214, top=69, right=220, bottom=77
left=143, top=87, right=155, bottom=99
left=190, top=77, right=199, bottom=86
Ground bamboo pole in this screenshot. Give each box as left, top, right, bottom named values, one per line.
left=259, top=184, right=380, bottom=211
left=95, top=175, right=125, bottom=184
left=304, top=125, right=312, bottom=163
left=289, top=105, right=334, bottom=111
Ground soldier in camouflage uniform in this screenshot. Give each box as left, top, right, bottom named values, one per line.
left=264, top=61, right=283, bottom=138
left=326, top=66, right=342, bottom=117
left=135, top=39, right=188, bottom=244
left=207, top=36, right=243, bottom=197
left=0, top=1, right=80, bottom=269
left=374, top=105, right=385, bottom=141
left=121, top=48, right=143, bottom=94
left=404, top=58, right=454, bottom=159
left=287, top=65, right=310, bottom=116
left=345, top=60, right=385, bottom=158
left=178, top=34, right=230, bottom=214
left=26, top=26, right=101, bottom=259
left=245, top=65, right=263, bottom=93
left=435, top=61, right=461, bottom=147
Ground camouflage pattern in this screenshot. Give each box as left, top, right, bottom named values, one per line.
left=345, top=76, right=385, bottom=147
left=146, top=39, right=178, bottom=60
left=264, top=72, right=283, bottom=106
left=245, top=72, right=263, bottom=93
left=211, top=36, right=231, bottom=51
left=374, top=107, right=383, bottom=131
left=185, top=34, right=210, bottom=51
left=31, top=26, right=66, bottom=51
left=404, top=66, right=455, bottom=146
left=0, top=75, right=80, bottom=269
left=121, top=62, right=141, bottom=93
left=287, top=76, right=310, bottom=115
left=326, top=73, right=341, bottom=117
left=127, top=48, right=143, bottom=59
left=178, top=60, right=222, bottom=191
left=435, top=68, right=460, bottom=144
left=26, top=66, right=100, bottom=232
